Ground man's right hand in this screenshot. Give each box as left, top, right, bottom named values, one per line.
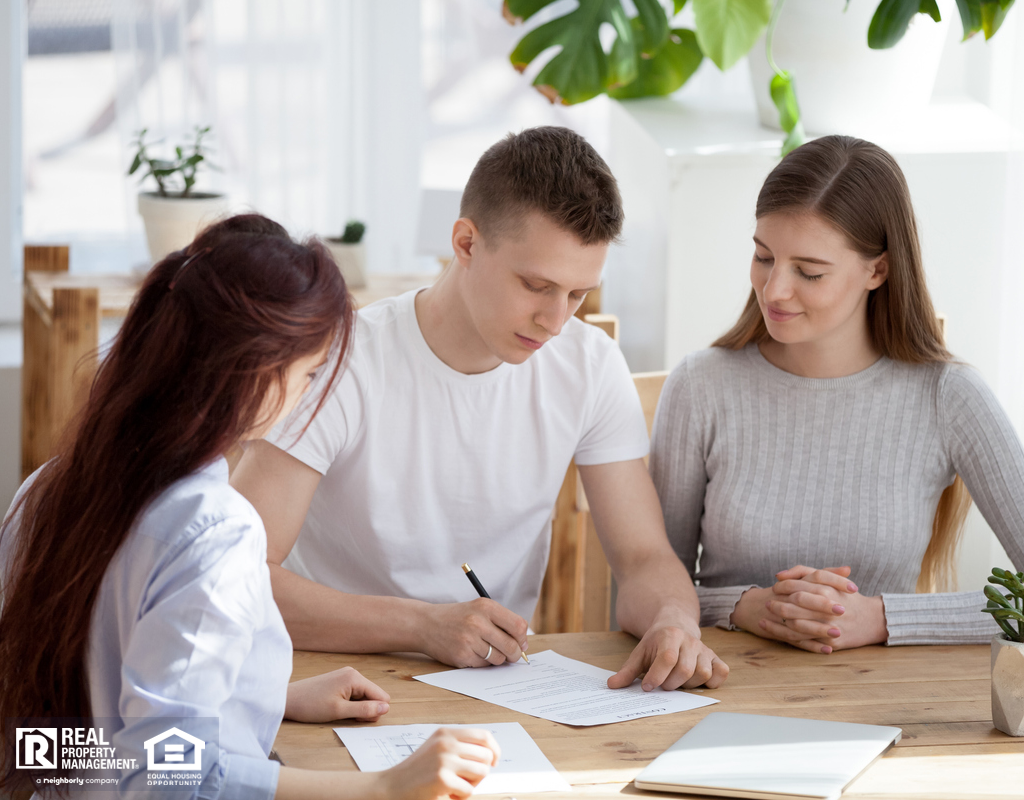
left=418, top=598, right=529, bottom=667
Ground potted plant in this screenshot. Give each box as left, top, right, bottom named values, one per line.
left=982, top=567, right=1024, bottom=736
left=128, top=125, right=227, bottom=265
left=324, top=221, right=367, bottom=289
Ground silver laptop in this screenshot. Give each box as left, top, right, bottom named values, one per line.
left=634, top=712, right=901, bottom=800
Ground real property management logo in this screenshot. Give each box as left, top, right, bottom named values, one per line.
left=16, top=728, right=58, bottom=769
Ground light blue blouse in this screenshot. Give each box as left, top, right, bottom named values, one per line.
left=3, top=459, right=290, bottom=799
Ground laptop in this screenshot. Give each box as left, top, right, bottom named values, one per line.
left=633, top=712, right=901, bottom=800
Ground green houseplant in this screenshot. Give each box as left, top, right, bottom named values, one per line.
left=325, top=220, right=368, bottom=289
left=505, top=0, right=1018, bottom=157
left=128, top=126, right=227, bottom=265
left=983, top=567, right=1024, bottom=736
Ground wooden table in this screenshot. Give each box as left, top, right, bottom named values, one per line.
left=275, top=629, right=1024, bottom=799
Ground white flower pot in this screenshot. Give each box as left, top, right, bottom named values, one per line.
left=748, top=0, right=950, bottom=136
left=992, top=634, right=1024, bottom=736
left=325, top=240, right=367, bottom=289
left=137, top=192, right=229, bottom=265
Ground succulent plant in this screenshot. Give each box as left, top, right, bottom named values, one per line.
left=982, top=567, right=1024, bottom=643
left=340, top=221, right=366, bottom=244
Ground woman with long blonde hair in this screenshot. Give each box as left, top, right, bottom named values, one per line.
left=650, top=135, right=1024, bottom=652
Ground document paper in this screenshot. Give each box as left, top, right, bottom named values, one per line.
left=334, top=722, right=571, bottom=795
left=414, top=649, right=718, bottom=726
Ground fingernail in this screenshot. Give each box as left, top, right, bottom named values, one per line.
left=642, top=682, right=653, bottom=692
left=821, top=646, right=832, bottom=654
left=377, top=703, right=389, bottom=714
left=758, top=619, right=767, bottom=629
left=832, top=604, right=845, bottom=614
left=521, top=641, right=529, bottom=651
left=847, top=582, right=858, bottom=592
left=828, top=628, right=841, bottom=638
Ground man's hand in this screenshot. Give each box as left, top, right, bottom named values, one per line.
left=285, top=666, right=391, bottom=723
left=607, top=622, right=729, bottom=691
left=419, top=598, right=529, bottom=668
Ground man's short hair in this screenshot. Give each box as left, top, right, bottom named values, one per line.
left=460, top=126, right=623, bottom=246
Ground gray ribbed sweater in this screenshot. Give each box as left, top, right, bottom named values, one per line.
left=650, top=344, right=1024, bottom=645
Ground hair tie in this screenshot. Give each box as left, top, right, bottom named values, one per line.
left=169, top=247, right=212, bottom=290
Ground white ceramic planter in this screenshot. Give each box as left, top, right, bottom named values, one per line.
left=325, top=240, right=367, bottom=289
left=748, top=0, right=950, bottom=136
left=137, top=192, right=229, bottom=265
left=992, top=634, right=1024, bottom=736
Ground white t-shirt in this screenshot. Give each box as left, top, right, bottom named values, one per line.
left=270, top=289, right=649, bottom=621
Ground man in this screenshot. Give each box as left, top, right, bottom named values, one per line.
left=232, top=127, right=728, bottom=691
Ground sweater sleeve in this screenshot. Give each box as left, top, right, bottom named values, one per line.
left=651, top=360, right=756, bottom=629
left=650, top=360, right=707, bottom=578
left=883, top=364, right=1024, bottom=645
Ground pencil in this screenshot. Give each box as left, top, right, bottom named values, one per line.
left=461, top=562, right=529, bottom=664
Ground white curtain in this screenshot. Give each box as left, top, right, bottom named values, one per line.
left=111, top=0, right=423, bottom=273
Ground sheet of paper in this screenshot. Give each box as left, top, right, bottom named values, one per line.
left=414, top=649, right=718, bottom=726
left=334, top=722, right=571, bottom=795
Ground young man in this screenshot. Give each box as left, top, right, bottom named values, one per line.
left=232, top=127, right=728, bottom=691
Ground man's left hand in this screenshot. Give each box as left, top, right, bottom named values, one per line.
left=606, top=624, right=729, bottom=691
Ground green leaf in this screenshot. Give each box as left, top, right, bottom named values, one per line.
left=128, top=152, right=142, bottom=176
left=868, top=0, right=924, bottom=49
left=503, top=0, right=551, bottom=24
left=692, top=0, right=771, bottom=71
left=610, top=28, right=704, bottom=99
left=634, top=0, right=670, bottom=54
left=988, top=607, right=1024, bottom=622
left=920, top=0, right=942, bottom=22
left=674, top=0, right=689, bottom=13
left=509, top=0, right=638, bottom=104
left=956, top=0, right=984, bottom=39
left=981, top=0, right=1011, bottom=37
left=985, top=584, right=1012, bottom=607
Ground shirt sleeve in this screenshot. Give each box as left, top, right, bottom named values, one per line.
left=266, top=356, right=365, bottom=476
left=573, top=335, right=650, bottom=466
left=883, top=364, right=1024, bottom=646
left=111, top=517, right=281, bottom=800
left=649, top=359, right=708, bottom=578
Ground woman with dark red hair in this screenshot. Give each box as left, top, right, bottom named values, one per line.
left=0, top=214, right=498, bottom=799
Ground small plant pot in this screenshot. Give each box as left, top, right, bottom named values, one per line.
left=325, top=240, right=367, bottom=289
left=992, top=634, right=1024, bottom=736
left=137, top=192, right=229, bottom=265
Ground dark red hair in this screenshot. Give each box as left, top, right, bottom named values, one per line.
left=0, top=214, right=353, bottom=791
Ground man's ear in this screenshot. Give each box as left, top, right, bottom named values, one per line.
left=867, top=251, right=889, bottom=290
left=452, top=217, right=480, bottom=267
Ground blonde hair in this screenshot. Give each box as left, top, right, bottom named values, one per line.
left=713, top=135, right=969, bottom=592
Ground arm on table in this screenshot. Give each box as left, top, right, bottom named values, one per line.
left=231, top=441, right=527, bottom=665
left=579, top=458, right=728, bottom=691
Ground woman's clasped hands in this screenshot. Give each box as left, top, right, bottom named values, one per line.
left=731, top=566, right=889, bottom=653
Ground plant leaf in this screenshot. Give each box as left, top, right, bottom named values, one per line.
left=634, top=0, right=671, bottom=54
left=503, top=0, right=553, bottom=24
left=674, top=0, right=689, bottom=12
left=770, top=70, right=805, bottom=156
left=692, top=0, right=771, bottom=71
left=985, top=584, right=1012, bottom=606
left=128, top=152, right=142, bottom=175
left=981, top=0, right=1010, bottom=37
left=920, top=0, right=942, bottom=22
left=868, top=0, right=925, bottom=49
left=956, top=0, right=984, bottom=39
left=509, top=0, right=639, bottom=104
left=610, top=27, right=703, bottom=99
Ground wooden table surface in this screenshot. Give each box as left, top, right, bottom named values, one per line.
left=274, top=630, right=1024, bottom=799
